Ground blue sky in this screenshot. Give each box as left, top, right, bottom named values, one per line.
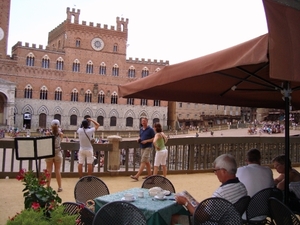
left=7, top=0, right=268, bottom=65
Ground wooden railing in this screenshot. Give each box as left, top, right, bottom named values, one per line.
left=1, top=136, right=300, bottom=179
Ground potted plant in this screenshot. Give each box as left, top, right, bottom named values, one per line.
left=6, top=169, right=81, bottom=225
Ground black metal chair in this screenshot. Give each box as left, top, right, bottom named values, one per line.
left=92, top=201, right=147, bottom=225
left=62, top=202, right=94, bottom=225
left=233, top=195, right=251, bottom=216
left=269, top=197, right=300, bottom=225
left=141, top=175, right=176, bottom=193
left=244, top=187, right=278, bottom=225
left=193, top=197, right=242, bottom=225
left=74, top=176, right=110, bottom=204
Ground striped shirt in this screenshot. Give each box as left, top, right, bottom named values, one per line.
left=212, top=178, right=247, bottom=204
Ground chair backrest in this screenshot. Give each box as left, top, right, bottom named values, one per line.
left=74, top=176, right=110, bottom=204
left=233, top=195, right=251, bottom=216
left=141, top=175, right=176, bottom=193
left=193, top=197, right=242, bottom=225
left=245, top=187, right=275, bottom=222
left=269, top=197, right=300, bottom=225
left=92, top=201, right=147, bottom=225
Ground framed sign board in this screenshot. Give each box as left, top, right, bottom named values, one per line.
left=15, top=136, right=55, bottom=160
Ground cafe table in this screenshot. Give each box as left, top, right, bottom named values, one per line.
left=94, top=187, right=187, bottom=225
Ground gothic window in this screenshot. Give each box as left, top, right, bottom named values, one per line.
left=76, top=39, right=81, bottom=47
left=126, top=117, right=133, bottom=127
left=24, top=84, right=32, bottom=99
left=127, top=98, right=134, bottom=105
left=71, top=89, right=78, bottom=102
left=98, top=91, right=105, bottom=103
left=141, top=99, right=147, bottom=106
left=111, top=92, right=118, bottom=104
left=97, top=116, right=104, bottom=126
left=26, top=52, right=35, bottom=66
left=112, top=64, right=119, bottom=76
left=113, top=44, right=118, bottom=52
left=40, top=85, right=48, bottom=100
left=55, top=87, right=62, bottom=101
left=72, top=59, right=80, bottom=72
left=128, top=66, right=135, bottom=78
left=141, top=67, right=149, bottom=77
left=99, top=62, right=106, bottom=75
left=42, top=55, right=50, bottom=68
left=70, top=115, right=77, bottom=125
left=154, top=100, right=160, bottom=106
left=86, top=60, right=93, bottom=74
left=110, top=116, right=117, bottom=126
left=85, top=90, right=92, bottom=102
left=56, top=57, right=64, bottom=70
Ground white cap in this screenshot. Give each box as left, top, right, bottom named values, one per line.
left=51, top=119, right=60, bottom=126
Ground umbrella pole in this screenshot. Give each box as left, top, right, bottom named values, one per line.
left=283, top=82, right=290, bottom=204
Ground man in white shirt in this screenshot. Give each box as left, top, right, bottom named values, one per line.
left=237, top=148, right=274, bottom=197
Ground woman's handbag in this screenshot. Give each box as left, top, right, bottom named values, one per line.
left=83, top=129, right=95, bottom=144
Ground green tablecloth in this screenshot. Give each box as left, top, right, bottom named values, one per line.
left=94, top=187, right=186, bottom=225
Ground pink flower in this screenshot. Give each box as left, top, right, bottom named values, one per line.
left=31, top=202, right=40, bottom=210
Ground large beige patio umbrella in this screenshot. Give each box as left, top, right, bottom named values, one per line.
left=119, top=0, right=300, bottom=203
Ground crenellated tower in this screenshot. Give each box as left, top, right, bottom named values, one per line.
left=0, top=0, right=11, bottom=58
left=66, top=7, right=80, bottom=24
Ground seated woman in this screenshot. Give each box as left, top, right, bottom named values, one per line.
left=272, top=154, right=300, bottom=199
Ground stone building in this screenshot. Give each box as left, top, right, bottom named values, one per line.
left=0, top=0, right=169, bottom=131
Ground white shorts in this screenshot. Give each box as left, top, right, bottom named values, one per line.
left=154, top=149, right=168, bottom=167
left=78, top=149, right=94, bottom=164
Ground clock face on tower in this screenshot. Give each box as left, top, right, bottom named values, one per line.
left=0, top=27, right=4, bottom=41
left=91, top=38, right=104, bottom=51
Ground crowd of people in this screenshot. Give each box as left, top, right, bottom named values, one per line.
left=248, top=121, right=285, bottom=134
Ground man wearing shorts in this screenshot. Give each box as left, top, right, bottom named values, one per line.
left=130, top=117, right=155, bottom=181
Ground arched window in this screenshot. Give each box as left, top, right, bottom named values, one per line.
left=76, top=38, right=81, bottom=47
left=54, top=114, right=61, bottom=122
left=97, top=116, right=104, bottom=126
left=99, top=62, right=106, bottom=75
left=127, top=98, right=134, bottom=105
left=71, top=89, right=78, bottom=102
left=153, top=118, right=159, bottom=124
left=112, top=64, right=119, bottom=76
left=126, top=117, right=133, bottom=127
left=42, top=55, right=50, bottom=68
left=154, top=100, right=160, bottom=106
left=86, top=60, right=93, bottom=74
left=85, top=90, right=92, bottom=102
left=40, top=86, right=48, bottom=100
left=111, top=92, right=118, bottom=104
left=24, top=84, right=32, bottom=99
left=98, top=91, right=105, bottom=103
left=141, top=67, right=149, bottom=77
left=70, top=115, right=77, bottom=126
left=26, top=52, right=35, bottom=66
left=128, top=66, right=135, bottom=78
left=72, top=59, right=80, bottom=72
left=113, top=43, right=118, bottom=52
left=55, top=87, right=62, bottom=101
left=110, top=116, right=117, bottom=126
left=56, top=57, right=64, bottom=70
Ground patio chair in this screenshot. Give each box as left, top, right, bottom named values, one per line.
left=233, top=195, right=251, bottom=216
left=92, top=201, right=147, bottom=225
left=244, top=187, right=279, bottom=225
left=141, top=175, right=176, bottom=193
left=193, top=197, right=242, bottom=225
left=62, top=202, right=94, bottom=225
left=269, top=197, right=300, bottom=225
left=74, top=175, right=110, bottom=204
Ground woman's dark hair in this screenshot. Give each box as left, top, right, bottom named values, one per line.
left=81, top=119, right=89, bottom=129
left=272, top=154, right=292, bottom=169
left=154, top=123, right=162, bottom=133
